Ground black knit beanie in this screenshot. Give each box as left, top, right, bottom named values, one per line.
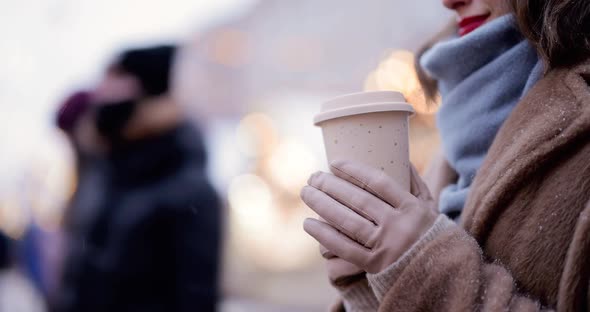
left=116, top=45, right=177, bottom=97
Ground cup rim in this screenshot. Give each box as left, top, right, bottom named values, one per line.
left=314, top=91, right=415, bottom=125
left=314, top=102, right=414, bottom=125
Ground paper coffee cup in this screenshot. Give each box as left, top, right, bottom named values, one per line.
left=314, top=91, right=414, bottom=191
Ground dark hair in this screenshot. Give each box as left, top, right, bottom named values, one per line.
left=416, top=0, right=590, bottom=103
left=415, top=20, right=457, bottom=104
left=511, top=0, right=590, bottom=69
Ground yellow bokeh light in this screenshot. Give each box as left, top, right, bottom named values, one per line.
left=376, top=50, right=418, bottom=93
left=207, top=28, right=249, bottom=67
left=364, top=50, right=438, bottom=114
left=228, top=174, right=274, bottom=231
left=0, top=196, right=28, bottom=239
left=235, top=113, right=279, bottom=158
left=266, top=138, right=318, bottom=194
left=227, top=174, right=316, bottom=271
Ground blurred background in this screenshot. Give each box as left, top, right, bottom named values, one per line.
left=0, top=0, right=450, bottom=311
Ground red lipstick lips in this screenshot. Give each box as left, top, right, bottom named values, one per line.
left=458, top=14, right=490, bottom=36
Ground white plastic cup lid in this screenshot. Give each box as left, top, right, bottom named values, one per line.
left=314, top=91, right=415, bottom=125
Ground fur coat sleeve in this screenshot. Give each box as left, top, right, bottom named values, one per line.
left=376, top=60, right=590, bottom=311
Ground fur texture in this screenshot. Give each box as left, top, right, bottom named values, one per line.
left=376, top=59, right=590, bottom=311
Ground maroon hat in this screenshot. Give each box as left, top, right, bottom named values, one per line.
left=56, top=90, right=92, bottom=133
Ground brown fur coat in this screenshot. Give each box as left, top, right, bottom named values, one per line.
left=376, top=59, right=590, bottom=311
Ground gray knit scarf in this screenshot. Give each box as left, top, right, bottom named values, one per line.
left=420, top=15, right=543, bottom=219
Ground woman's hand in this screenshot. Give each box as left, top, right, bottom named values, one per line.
left=318, top=217, right=365, bottom=287
left=320, top=244, right=365, bottom=287
left=301, top=160, right=438, bottom=274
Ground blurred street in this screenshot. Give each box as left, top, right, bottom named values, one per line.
left=0, top=1, right=449, bottom=311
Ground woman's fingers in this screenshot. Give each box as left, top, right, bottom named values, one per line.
left=308, top=171, right=391, bottom=224
left=330, top=160, right=411, bottom=207
left=303, top=218, right=369, bottom=267
left=320, top=244, right=336, bottom=259
left=319, top=220, right=337, bottom=259
left=410, top=164, right=433, bottom=201
left=302, top=186, right=376, bottom=247
left=325, top=257, right=364, bottom=286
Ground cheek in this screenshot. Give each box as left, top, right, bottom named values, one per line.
left=483, top=0, right=511, bottom=16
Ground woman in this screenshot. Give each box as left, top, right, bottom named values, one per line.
left=301, top=0, right=590, bottom=311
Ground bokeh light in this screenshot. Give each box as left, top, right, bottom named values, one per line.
left=228, top=174, right=273, bottom=231
left=208, top=28, right=250, bottom=67
left=0, top=1, right=451, bottom=309
left=235, top=113, right=279, bottom=158
left=364, top=50, right=438, bottom=114
left=0, top=195, right=28, bottom=239
left=266, top=138, right=318, bottom=194
left=227, top=174, right=316, bottom=271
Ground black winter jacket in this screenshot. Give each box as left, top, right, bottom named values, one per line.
left=58, top=123, right=221, bottom=312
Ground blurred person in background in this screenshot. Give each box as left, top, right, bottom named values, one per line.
left=0, top=232, right=13, bottom=290
left=56, top=45, right=222, bottom=312
left=0, top=235, right=10, bottom=272
left=0, top=231, right=45, bottom=312
left=20, top=90, right=101, bottom=308
left=301, top=0, right=590, bottom=311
